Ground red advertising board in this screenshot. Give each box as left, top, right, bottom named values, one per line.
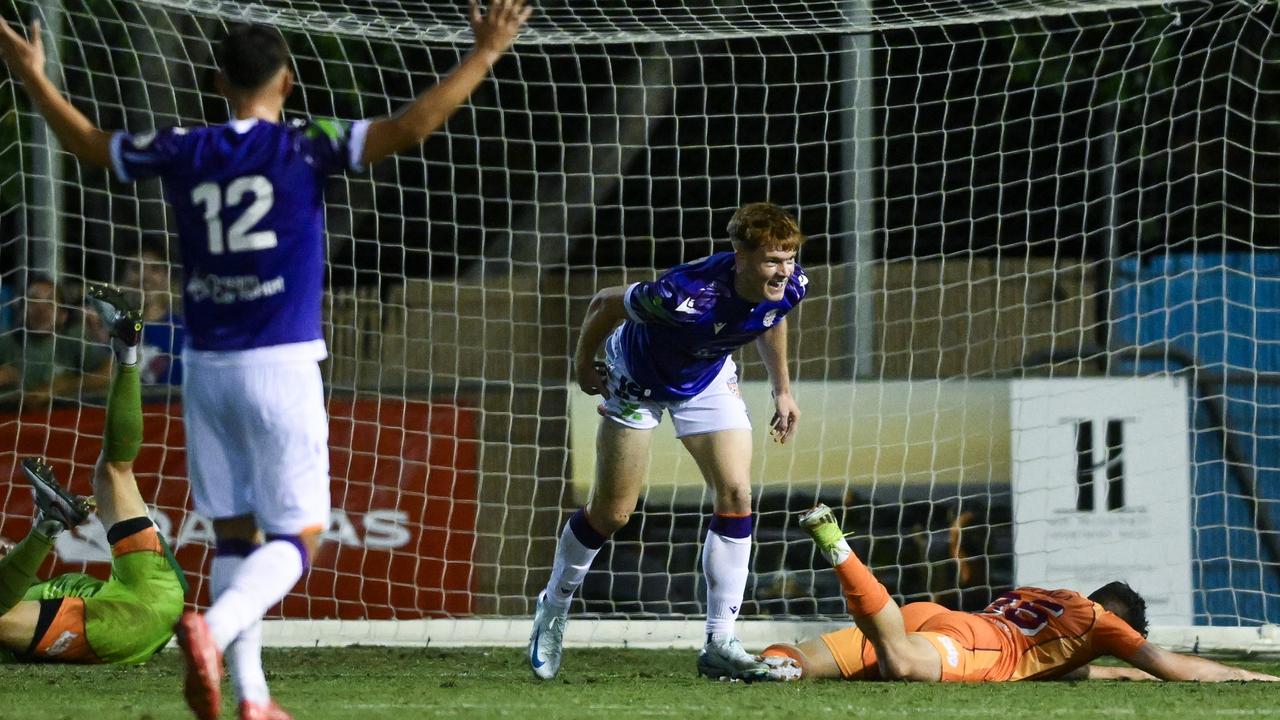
left=0, top=396, right=478, bottom=618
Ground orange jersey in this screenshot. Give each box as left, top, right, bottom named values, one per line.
left=818, top=588, right=1146, bottom=682
left=971, top=587, right=1146, bottom=681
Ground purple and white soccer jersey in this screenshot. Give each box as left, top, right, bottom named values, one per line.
left=601, top=251, right=807, bottom=435
left=110, top=117, right=368, bottom=352
left=109, top=117, right=367, bottom=532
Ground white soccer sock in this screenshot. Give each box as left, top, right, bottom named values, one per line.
left=211, top=554, right=270, bottom=704
left=542, top=516, right=605, bottom=612
left=703, top=530, right=752, bottom=640
left=205, top=540, right=304, bottom=651
left=228, top=620, right=269, bottom=704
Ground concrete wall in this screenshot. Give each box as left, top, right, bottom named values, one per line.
left=322, top=258, right=1098, bottom=611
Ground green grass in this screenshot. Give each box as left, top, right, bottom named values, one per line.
left=1, top=648, right=1277, bottom=720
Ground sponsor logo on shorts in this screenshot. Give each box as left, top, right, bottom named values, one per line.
left=45, top=631, right=79, bottom=656
left=615, top=400, right=644, bottom=422
left=727, top=379, right=740, bottom=397
left=937, top=635, right=960, bottom=668
left=609, top=374, right=648, bottom=403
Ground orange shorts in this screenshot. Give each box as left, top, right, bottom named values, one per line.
left=820, top=603, right=1010, bottom=682
left=819, top=601, right=949, bottom=679
left=915, top=610, right=1008, bottom=682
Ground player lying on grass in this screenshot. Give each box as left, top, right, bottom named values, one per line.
left=0, top=284, right=188, bottom=665
left=1, top=4, right=529, bottom=718
left=757, top=503, right=1278, bottom=683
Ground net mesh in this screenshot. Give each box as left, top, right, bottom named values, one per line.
left=0, top=0, right=1277, bottom=627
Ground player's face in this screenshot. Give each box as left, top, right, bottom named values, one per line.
left=141, top=253, right=169, bottom=293
left=24, top=281, right=58, bottom=333
left=735, top=243, right=798, bottom=302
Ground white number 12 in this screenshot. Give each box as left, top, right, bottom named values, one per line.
left=191, top=175, right=278, bottom=254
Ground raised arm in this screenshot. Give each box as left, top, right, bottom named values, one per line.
left=1124, top=641, right=1279, bottom=682
left=1055, top=664, right=1157, bottom=681
left=755, top=318, right=800, bottom=443
left=573, top=286, right=629, bottom=398
left=360, top=0, right=531, bottom=166
left=0, top=19, right=111, bottom=166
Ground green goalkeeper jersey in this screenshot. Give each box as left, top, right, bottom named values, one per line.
left=0, top=534, right=187, bottom=664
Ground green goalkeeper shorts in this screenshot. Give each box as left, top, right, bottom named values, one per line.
left=27, top=525, right=186, bottom=664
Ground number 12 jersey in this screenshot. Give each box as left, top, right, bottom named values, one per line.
left=110, top=118, right=369, bottom=352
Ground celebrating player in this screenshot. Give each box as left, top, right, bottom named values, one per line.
left=0, top=2, right=530, bottom=718
left=0, top=284, right=187, bottom=666
left=755, top=503, right=1279, bottom=683
left=528, top=202, right=808, bottom=681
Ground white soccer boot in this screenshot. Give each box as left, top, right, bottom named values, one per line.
left=696, top=635, right=770, bottom=681
left=528, top=591, right=568, bottom=680
left=759, top=654, right=803, bottom=682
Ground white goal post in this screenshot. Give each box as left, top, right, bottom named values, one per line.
left=1, top=0, right=1278, bottom=653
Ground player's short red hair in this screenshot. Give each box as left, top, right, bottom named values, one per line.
left=727, top=202, right=804, bottom=252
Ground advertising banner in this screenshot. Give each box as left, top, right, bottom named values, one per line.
left=1009, top=378, right=1193, bottom=624
left=0, top=397, right=478, bottom=618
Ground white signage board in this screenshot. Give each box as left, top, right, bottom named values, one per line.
left=1010, top=378, right=1193, bottom=624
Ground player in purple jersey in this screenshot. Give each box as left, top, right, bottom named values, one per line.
left=1, top=3, right=530, bottom=718
left=529, top=202, right=808, bottom=681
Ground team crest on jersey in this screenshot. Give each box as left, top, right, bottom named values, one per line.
left=132, top=131, right=156, bottom=149
left=763, top=309, right=779, bottom=327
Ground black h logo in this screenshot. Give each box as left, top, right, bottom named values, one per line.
left=1074, top=419, right=1126, bottom=511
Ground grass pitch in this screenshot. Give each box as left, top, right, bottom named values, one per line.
left=1, top=647, right=1277, bottom=719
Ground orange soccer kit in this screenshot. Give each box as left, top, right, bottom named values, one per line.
left=816, top=587, right=1147, bottom=682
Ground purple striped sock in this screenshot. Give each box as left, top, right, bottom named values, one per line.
left=709, top=513, right=753, bottom=539
left=215, top=538, right=258, bottom=558
left=568, top=508, right=607, bottom=549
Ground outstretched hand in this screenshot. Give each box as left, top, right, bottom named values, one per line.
left=0, top=18, right=45, bottom=80
left=769, top=391, right=800, bottom=444
left=470, top=0, right=532, bottom=57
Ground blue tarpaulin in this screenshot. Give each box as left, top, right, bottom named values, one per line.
left=1112, top=253, right=1280, bottom=625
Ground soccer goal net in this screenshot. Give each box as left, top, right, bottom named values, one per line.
left=0, top=0, right=1277, bottom=651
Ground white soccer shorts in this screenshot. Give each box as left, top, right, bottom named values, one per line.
left=182, top=349, right=330, bottom=535
left=599, top=335, right=752, bottom=437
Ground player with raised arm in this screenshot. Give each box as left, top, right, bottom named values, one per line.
left=754, top=503, right=1279, bottom=683
left=0, top=284, right=187, bottom=666
left=528, top=202, right=808, bottom=681
left=0, top=3, right=530, bottom=718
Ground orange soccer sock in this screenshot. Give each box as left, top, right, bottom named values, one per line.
left=834, top=553, right=891, bottom=618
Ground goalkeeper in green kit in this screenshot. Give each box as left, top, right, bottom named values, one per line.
left=0, top=284, right=187, bottom=664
